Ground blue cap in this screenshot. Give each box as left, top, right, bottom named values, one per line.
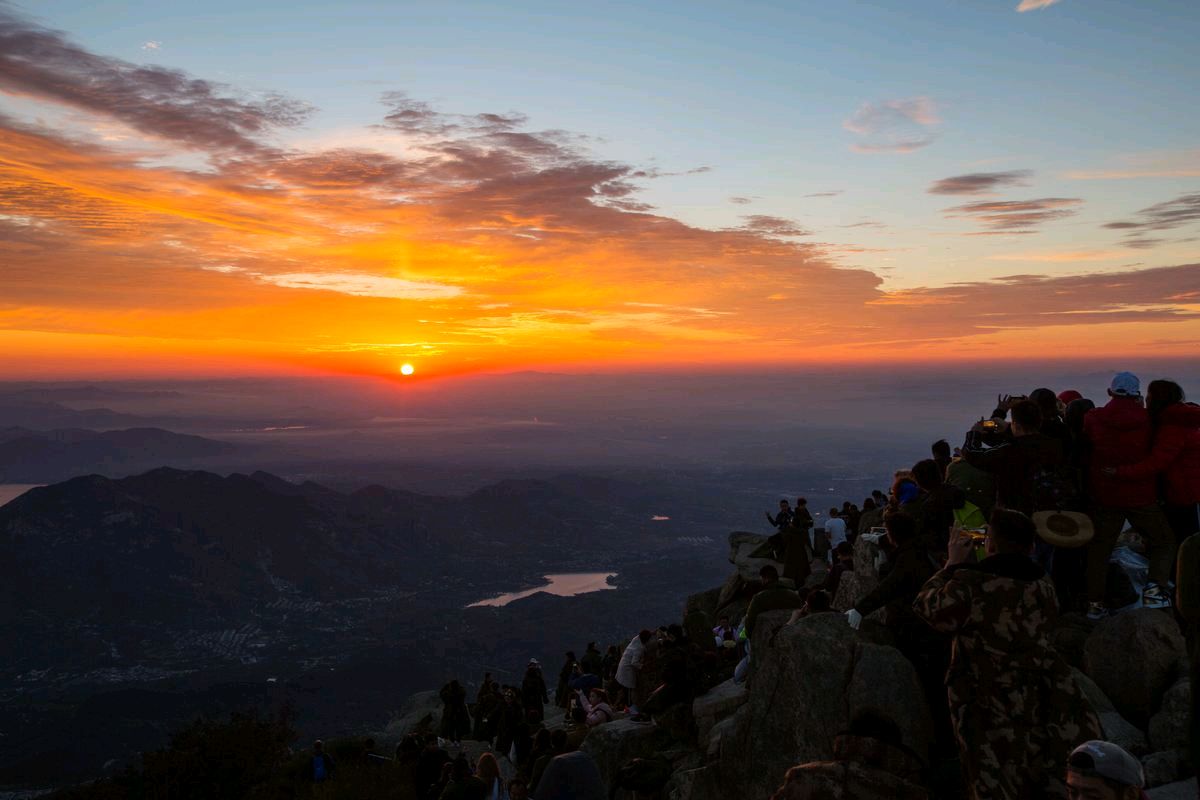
left=1109, top=372, right=1141, bottom=397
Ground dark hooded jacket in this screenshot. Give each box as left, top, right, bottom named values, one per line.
left=963, top=432, right=1065, bottom=515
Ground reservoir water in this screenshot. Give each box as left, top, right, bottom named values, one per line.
left=467, top=572, right=617, bottom=608
left=0, top=484, right=41, bottom=508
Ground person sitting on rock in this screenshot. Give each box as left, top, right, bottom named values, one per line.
left=531, top=751, right=606, bottom=800
left=737, top=565, right=805, bottom=683
left=1065, top=740, right=1145, bottom=800
left=786, top=588, right=833, bottom=625
left=575, top=687, right=615, bottom=726
left=437, top=755, right=487, bottom=800
left=823, top=541, right=854, bottom=596
left=913, top=509, right=1101, bottom=800
left=507, top=777, right=530, bottom=800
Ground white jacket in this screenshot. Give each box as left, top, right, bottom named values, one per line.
left=615, top=635, right=645, bottom=689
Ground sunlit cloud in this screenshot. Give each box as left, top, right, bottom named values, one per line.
left=988, top=249, right=1128, bottom=262
left=1016, top=0, right=1063, bottom=11
left=1, top=3, right=1199, bottom=375
left=255, top=272, right=463, bottom=299
left=944, top=197, right=1083, bottom=232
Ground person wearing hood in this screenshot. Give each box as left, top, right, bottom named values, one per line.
left=913, top=510, right=1101, bottom=800
left=521, top=660, right=549, bottom=723
left=1111, top=379, right=1200, bottom=546
left=1083, top=372, right=1177, bottom=618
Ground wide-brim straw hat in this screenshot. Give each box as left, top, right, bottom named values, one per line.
left=1033, top=511, right=1095, bottom=548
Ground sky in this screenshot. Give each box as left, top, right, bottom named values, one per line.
left=1, top=0, right=1198, bottom=379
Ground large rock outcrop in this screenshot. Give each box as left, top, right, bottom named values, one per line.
left=1082, top=610, right=1186, bottom=727
left=832, top=532, right=885, bottom=614
left=1148, top=679, right=1193, bottom=753
left=692, top=610, right=932, bottom=800
left=729, top=531, right=785, bottom=582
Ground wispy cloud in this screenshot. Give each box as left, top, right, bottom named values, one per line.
left=1017, top=0, right=1063, bottom=11
left=1064, top=149, right=1200, bottom=180
left=844, top=97, right=938, bottom=154
left=945, top=197, right=1083, bottom=232
left=1104, top=193, right=1200, bottom=250
left=805, top=190, right=843, bottom=198
left=736, top=215, right=811, bottom=237
left=0, top=8, right=311, bottom=154
left=928, top=170, right=1033, bottom=195
left=140, top=40, right=161, bottom=51
left=728, top=196, right=752, bottom=205
left=257, top=272, right=463, bottom=299
left=988, top=249, right=1127, bottom=263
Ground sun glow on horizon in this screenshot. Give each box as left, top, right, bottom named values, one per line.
left=400, top=363, right=415, bottom=376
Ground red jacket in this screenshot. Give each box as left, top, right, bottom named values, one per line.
left=1083, top=396, right=1155, bottom=508
left=1116, top=403, right=1200, bottom=505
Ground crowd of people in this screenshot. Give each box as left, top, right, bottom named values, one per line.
left=302, top=370, right=1197, bottom=800
left=756, top=371, right=1199, bottom=799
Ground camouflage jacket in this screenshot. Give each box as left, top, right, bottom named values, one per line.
left=912, top=554, right=1064, bottom=688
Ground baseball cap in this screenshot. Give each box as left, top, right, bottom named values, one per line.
left=1109, top=372, right=1141, bottom=398
left=1067, top=740, right=1144, bottom=788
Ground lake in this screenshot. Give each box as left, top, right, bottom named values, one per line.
left=467, top=572, right=617, bottom=608
left=0, top=484, right=42, bottom=508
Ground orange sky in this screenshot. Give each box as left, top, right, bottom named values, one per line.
left=2, top=7, right=1199, bottom=379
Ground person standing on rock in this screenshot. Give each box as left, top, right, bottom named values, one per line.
left=439, top=679, right=472, bottom=745
left=521, top=659, right=549, bottom=723
left=913, top=509, right=1101, bottom=800
left=580, top=642, right=604, bottom=678
left=1083, top=372, right=1177, bottom=618
left=554, top=651, right=576, bottom=709
left=616, top=630, right=652, bottom=713
left=766, top=498, right=794, bottom=531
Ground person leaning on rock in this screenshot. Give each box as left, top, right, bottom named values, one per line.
left=913, top=509, right=1101, bottom=800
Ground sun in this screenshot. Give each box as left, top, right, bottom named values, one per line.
left=400, top=363, right=415, bottom=376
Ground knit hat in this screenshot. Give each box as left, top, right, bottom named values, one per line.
left=1057, top=389, right=1083, bottom=405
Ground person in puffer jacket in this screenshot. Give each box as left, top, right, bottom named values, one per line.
left=1082, top=372, right=1176, bottom=619
left=1113, top=379, right=1200, bottom=546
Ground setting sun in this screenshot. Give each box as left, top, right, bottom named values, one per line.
left=400, top=363, right=415, bottom=376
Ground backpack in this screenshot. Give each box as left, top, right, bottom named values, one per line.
left=1030, top=462, right=1081, bottom=513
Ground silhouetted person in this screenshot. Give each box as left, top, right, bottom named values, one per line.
left=932, top=438, right=952, bottom=479
left=522, top=659, right=549, bottom=722
left=309, top=739, right=335, bottom=783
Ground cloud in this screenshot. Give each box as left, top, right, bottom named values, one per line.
left=1064, top=149, right=1200, bottom=180
left=805, top=190, right=842, bottom=198
left=928, top=170, right=1033, bottom=195
left=3, top=3, right=1200, bottom=371
left=256, top=272, right=463, bottom=299
left=988, top=249, right=1127, bottom=263
left=844, top=97, right=938, bottom=154
left=728, top=196, right=752, bottom=204
left=1017, top=0, right=1062, bottom=11
left=0, top=8, right=311, bottom=154
left=1104, top=192, right=1200, bottom=233
left=736, top=215, right=811, bottom=237
left=944, top=197, right=1083, bottom=232
left=141, top=40, right=161, bottom=50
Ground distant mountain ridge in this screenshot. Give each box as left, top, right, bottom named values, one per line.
left=0, top=426, right=236, bottom=482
